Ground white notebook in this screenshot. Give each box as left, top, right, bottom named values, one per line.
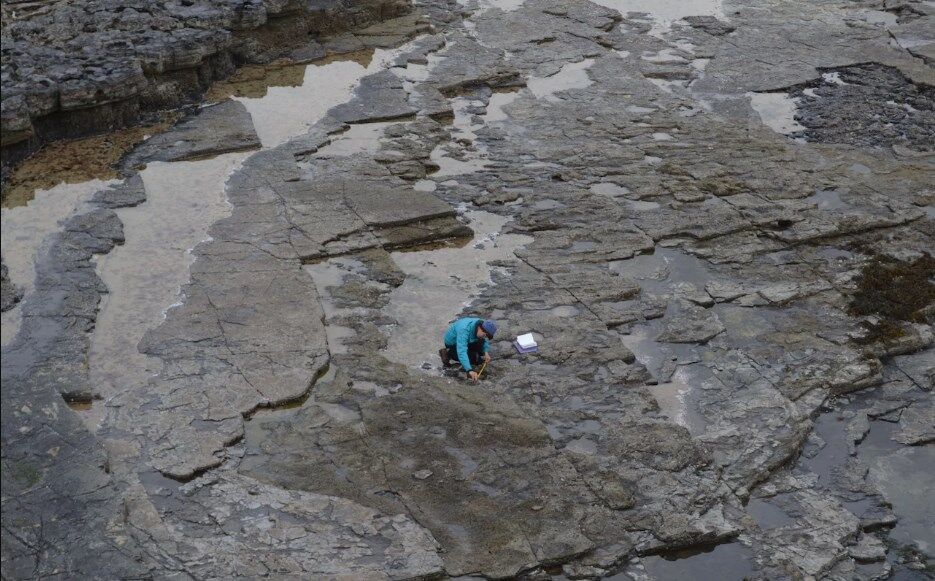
left=516, top=333, right=537, bottom=349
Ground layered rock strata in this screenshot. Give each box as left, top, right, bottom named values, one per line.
left=1, top=0, right=933, bottom=578
left=0, top=0, right=414, bottom=178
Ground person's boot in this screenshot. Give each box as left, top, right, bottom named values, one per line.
left=439, top=348, right=451, bottom=367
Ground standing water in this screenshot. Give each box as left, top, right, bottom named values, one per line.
left=87, top=152, right=249, bottom=425
left=748, top=91, right=806, bottom=136
left=1, top=179, right=118, bottom=346
left=0, top=44, right=417, bottom=426
left=234, top=50, right=399, bottom=148
left=592, top=0, right=725, bottom=35
left=612, top=248, right=716, bottom=435
left=527, top=59, right=595, bottom=103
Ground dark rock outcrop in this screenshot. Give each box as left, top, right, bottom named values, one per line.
left=1, top=0, right=412, bottom=177
left=0, top=261, right=22, bottom=311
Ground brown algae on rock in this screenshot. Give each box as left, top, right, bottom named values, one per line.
left=1, top=116, right=177, bottom=208
left=849, top=252, right=935, bottom=344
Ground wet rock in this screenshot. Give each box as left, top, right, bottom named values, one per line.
left=1, top=0, right=412, bottom=173
left=790, top=64, right=935, bottom=151
left=122, top=100, right=260, bottom=168
left=606, top=420, right=709, bottom=471
left=656, top=300, right=724, bottom=343
left=831, top=457, right=879, bottom=500
left=848, top=533, right=887, bottom=563
left=352, top=12, right=433, bottom=48
left=0, top=261, right=22, bottom=311
left=244, top=377, right=600, bottom=578
left=97, top=98, right=467, bottom=483
left=892, top=351, right=934, bottom=391
left=672, top=281, right=715, bottom=307
left=751, top=489, right=862, bottom=577
left=92, top=173, right=147, bottom=208
left=331, top=69, right=419, bottom=123
left=4, top=205, right=127, bottom=400
left=1, top=179, right=155, bottom=577
left=858, top=505, right=899, bottom=533
left=117, top=149, right=334, bottom=479
left=429, top=32, right=523, bottom=95
left=134, top=472, right=444, bottom=579
left=0, top=379, right=154, bottom=579
left=6, top=0, right=935, bottom=577
left=847, top=412, right=871, bottom=447
left=683, top=15, right=737, bottom=36
left=828, top=557, right=892, bottom=581
left=893, top=398, right=934, bottom=445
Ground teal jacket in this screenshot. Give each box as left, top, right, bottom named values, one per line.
left=444, top=317, right=490, bottom=372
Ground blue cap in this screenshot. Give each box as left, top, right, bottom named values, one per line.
left=481, top=320, right=497, bottom=339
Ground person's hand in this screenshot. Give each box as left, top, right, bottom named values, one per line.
left=468, top=371, right=479, bottom=382
left=483, top=353, right=491, bottom=364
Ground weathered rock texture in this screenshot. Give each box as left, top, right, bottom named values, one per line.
left=789, top=63, right=935, bottom=150
left=2, top=0, right=934, bottom=578
left=1, top=181, right=151, bottom=578
left=121, top=99, right=261, bottom=168
left=0, top=261, right=22, bottom=311
left=0, top=0, right=413, bottom=176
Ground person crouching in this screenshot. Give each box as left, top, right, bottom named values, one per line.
left=439, top=317, right=497, bottom=381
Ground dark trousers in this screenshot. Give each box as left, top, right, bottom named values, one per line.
left=443, top=341, right=484, bottom=368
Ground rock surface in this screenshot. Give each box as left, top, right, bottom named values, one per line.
left=121, top=100, right=261, bottom=168
left=2, top=0, right=934, bottom=578
left=0, top=261, right=22, bottom=311
left=1, top=185, right=151, bottom=578
left=0, top=0, right=413, bottom=177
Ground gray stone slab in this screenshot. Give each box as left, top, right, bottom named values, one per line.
left=122, top=100, right=260, bottom=168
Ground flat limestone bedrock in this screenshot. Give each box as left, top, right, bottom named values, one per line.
left=1, top=181, right=156, bottom=578
left=0, top=0, right=412, bottom=175
left=2, top=0, right=932, bottom=577
left=96, top=108, right=466, bottom=480
left=0, top=86, right=457, bottom=577
left=120, top=100, right=262, bottom=168
left=0, top=176, right=445, bottom=579
left=337, top=0, right=929, bottom=575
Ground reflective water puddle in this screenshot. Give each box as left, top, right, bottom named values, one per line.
left=593, top=0, right=725, bottom=34
left=205, top=50, right=376, bottom=102
left=430, top=96, right=491, bottom=177
left=3, top=44, right=419, bottom=424
left=234, top=48, right=400, bottom=148
left=748, top=91, right=806, bottom=136
left=87, top=152, right=249, bottom=427
left=620, top=324, right=708, bottom=435
left=802, top=392, right=934, bottom=566
left=486, top=90, right=521, bottom=123
left=460, top=0, right=526, bottom=14
left=630, top=542, right=757, bottom=580
left=805, top=189, right=853, bottom=211
left=1, top=118, right=176, bottom=209
left=304, top=257, right=371, bottom=356
left=1, top=178, right=117, bottom=346
left=858, top=419, right=934, bottom=556
left=313, top=121, right=397, bottom=158
left=528, top=59, right=595, bottom=103
left=612, top=248, right=719, bottom=435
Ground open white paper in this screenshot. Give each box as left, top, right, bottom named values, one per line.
left=516, top=333, right=537, bottom=349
